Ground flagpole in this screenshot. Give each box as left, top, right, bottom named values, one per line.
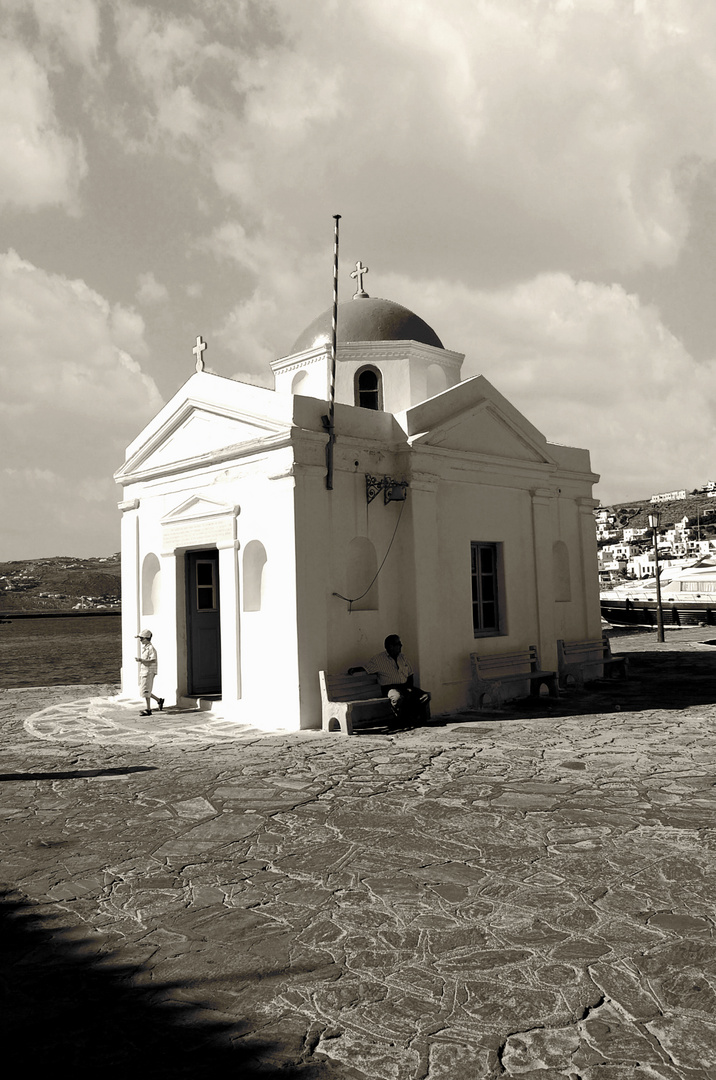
left=326, top=213, right=341, bottom=490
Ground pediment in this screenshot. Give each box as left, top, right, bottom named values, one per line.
left=162, top=495, right=235, bottom=523
left=413, top=401, right=554, bottom=463
left=403, top=376, right=556, bottom=466
left=118, top=401, right=289, bottom=478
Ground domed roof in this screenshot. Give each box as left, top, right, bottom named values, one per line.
left=290, top=295, right=444, bottom=353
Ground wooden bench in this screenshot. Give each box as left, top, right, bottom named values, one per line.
left=319, top=670, right=394, bottom=735
left=470, top=645, right=558, bottom=709
left=557, top=635, right=629, bottom=688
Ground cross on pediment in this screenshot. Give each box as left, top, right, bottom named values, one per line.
left=350, top=261, right=369, bottom=298
left=193, top=335, right=207, bottom=372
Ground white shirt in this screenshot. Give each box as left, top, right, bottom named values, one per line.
left=139, top=641, right=157, bottom=674
left=366, top=649, right=413, bottom=686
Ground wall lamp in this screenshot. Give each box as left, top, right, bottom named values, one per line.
left=366, top=475, right=409, bottom=505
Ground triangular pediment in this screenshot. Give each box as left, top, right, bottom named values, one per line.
left=162, top=495, right=235, bottom=523
left=116, top=397, right=290, bottom=479
left=400, top=376, right=557, bottom=466
left=414, top=401, right=553, bottom=463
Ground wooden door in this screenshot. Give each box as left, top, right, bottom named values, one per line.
left=186, top=549, right=221, bottom=696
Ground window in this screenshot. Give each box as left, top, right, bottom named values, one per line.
left=471, top=542, right=502, bottom=636
left=355, top=366, right=382, bottom=410
left=196, top=558, right=217, bottom=610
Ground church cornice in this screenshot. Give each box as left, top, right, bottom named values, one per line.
left=337, top=341, right=464, bottom=368
left=117, top=431, right=294, bottom=484
left=272, top=340, right=464, bottom=371
left=115, top=396, right=292, bottom=483
left=270, top=351, right=329, bottom=376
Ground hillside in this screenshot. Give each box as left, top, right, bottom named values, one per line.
left=0, top=554, right=121, bottom=613
left=606, top=495, right=716, bottom=532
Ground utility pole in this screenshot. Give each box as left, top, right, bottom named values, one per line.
left=648, top=510, right=665, bottom=642
left=326, top=214, right=341, bottom=490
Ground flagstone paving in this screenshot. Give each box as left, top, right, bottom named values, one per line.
left=2, top=632, right=716, bottom=1078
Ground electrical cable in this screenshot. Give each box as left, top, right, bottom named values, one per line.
left=332, top=499, right=406, bottom=611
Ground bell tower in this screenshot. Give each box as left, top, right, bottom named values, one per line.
left=271, top=265, right=465, bottom=413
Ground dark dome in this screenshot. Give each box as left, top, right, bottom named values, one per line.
left=290, top=295, right=444, bottom=353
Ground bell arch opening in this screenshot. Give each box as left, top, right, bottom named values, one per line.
left=354, top=366, right=382, bottom=411
left=291, top=370, right=309, bottom=395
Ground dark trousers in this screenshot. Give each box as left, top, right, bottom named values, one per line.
left=381, top=683, right=431, bottom=724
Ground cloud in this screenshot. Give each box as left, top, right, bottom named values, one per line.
left=112, top=2, right=216, bottom=148
left=381, top=268, right=716, bottom=503
left=179, top=2, right=716, bottom=280
left=98, top=0, right=716, bottom=390
left=0, top=250, right=163, bottom=557
left=203, top=218, right=332, bottom=373
left=23, top=0, right=101, bottom=72
left=0, top=38, right=87, bottom=210
left=136, top=270, right=169, bottom=306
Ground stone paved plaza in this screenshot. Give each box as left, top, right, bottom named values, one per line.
left=2, top=630, right=716, bottom=1078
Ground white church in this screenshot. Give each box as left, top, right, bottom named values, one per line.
left=115, top=265, right=602, bottom=728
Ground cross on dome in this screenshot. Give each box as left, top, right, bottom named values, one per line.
left=193, top=335, right=207, bottom=372
left=350, top=261, right=369, bottom=298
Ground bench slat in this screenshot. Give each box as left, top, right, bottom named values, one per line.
left=326, top=674, right=384, bottom=702
left=470, top=645, right=558, bottom=708
left=319, top=669, right=394, bottom=734
left=557, top=635, right=628, bottom=688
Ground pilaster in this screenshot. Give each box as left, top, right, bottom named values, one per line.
left=118, top=499, right=140, bottom=696
left=159, top=550, right=179, bottom=706
left=577, top=496, right=601, bottom=636
left=406, top=471, right=442, bottom=707
left=530, top=488, right=557, bottom=667
left=217, top=535, right=241, bottom=710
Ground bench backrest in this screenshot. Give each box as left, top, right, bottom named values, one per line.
left=320, top=670, right=383, bottom=702
left=558, top=635, right=612, bottom=665
left=471, top=645, right=541, bottom=680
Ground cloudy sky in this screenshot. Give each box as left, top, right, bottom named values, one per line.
left=2, top=0, right=716, bottom=558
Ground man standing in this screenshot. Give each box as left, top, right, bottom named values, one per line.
left=366, top=634, right=430, bottom=724
left=135, top=630, right=164, bottom=716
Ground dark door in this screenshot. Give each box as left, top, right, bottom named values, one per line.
left=186, top=549, right=221, bottom=696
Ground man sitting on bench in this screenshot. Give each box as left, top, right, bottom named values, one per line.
left=366, top=634, right=431, bottom=724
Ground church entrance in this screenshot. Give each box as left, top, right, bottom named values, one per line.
left=185, top=549, right=222, bottom=697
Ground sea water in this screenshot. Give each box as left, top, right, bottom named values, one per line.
left=0, top=616, right=121, bottom=688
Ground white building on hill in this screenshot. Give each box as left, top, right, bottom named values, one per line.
left=115, top=278, right=601, bottom=729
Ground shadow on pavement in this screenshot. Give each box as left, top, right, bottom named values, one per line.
left=0, top=889, right=354, bottom=1078
left=0, top=766, right=158, bottom=782
left=456, top=646, right=716, bottom=723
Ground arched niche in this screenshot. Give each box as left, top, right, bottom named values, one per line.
left=291, top=370, right=309, bottom=396
left=141, top=552, right=161, bottom=616
left=553, top=540, right=572, bottom=602
left=426, top=363, right=447, bottom=399
left=243, top=540, right=267, bottom=612
left=347, top=536, right=379, bottom=611
left=354, top=366, right=383, bottom=411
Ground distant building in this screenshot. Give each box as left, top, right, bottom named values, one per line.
left=650, top=490, right=687, bottom=503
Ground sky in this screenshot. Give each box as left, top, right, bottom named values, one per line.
left=2, top=0, right=716, bottom=558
